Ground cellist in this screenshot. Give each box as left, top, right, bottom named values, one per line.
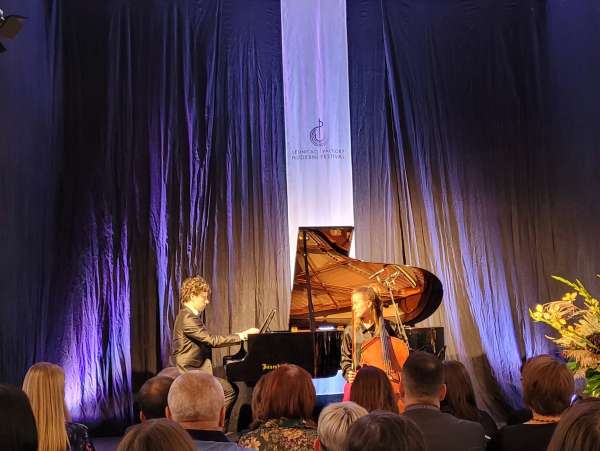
left=340, top=286, right=406, bottom=383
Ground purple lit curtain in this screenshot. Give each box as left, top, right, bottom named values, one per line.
left=348, top=0, right=600, bottom=416
left=1, top=0, right=288, bottom=425
left=100, top=0, right=289, bottom=391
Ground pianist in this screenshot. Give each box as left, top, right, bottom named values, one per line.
left=340, top=287, right=403, bottom=383
left=171, top=276, right=259, bottom=414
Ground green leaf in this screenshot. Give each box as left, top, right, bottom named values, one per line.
left=585, top=369, right=600, bottom=380
left=575, top=279, right=592, bottom=298
left=552, top=275, right=579, bottom=290
left=585, top=381, right=600, bottom=398
left=584, top=370, right=600, bottom=397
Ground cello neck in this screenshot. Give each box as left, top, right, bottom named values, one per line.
left=377, top=303, right=394, bottom=375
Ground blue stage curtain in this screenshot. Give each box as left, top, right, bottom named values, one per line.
left=1, top=0, right=288, bottom=426
left=0, top=0, right=61, bottom=407
left=348, top=0, right=600, bottom=416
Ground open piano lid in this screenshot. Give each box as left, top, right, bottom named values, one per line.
left=290, top=227, right=443, bottom=328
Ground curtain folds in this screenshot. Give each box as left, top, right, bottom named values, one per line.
left=348, top=0, right=600, bottom=416
left=2, top=0, right=288, bottom=424
left=82, top=0, right=289, bottom=422
left=0, top=0, right=61, bottom=401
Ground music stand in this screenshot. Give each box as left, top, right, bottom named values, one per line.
left=258, top=308, right=276, bottom=334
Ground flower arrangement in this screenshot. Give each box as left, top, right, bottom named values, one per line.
left=529, top=275, right=600, bottom=397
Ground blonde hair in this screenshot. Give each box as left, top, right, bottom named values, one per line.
left=351, top=286, right=382, bottom=332
left=317, top=402, right=368, bottom=451
left=351, top=286, right=377, bottom=301
left=22, top=362, right=70, bottom=451
left=117, top=418, right=196, bottom=451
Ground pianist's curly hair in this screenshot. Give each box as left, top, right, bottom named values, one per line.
left=179, top=276, right=211, bottom=305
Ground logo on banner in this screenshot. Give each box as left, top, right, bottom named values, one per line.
left=309, top=118, right=327, bottom=147
left=289, top=118, right=345, bottom=161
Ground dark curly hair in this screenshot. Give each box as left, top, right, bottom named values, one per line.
left=179, top=276, right=210, bottom=305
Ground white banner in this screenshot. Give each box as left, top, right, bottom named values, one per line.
left=281, top=0, right=355, bottom=276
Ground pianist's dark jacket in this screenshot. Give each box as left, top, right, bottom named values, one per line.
left=171, top=306, right=241, bottom=373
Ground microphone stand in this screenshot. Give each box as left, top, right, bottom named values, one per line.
left=371, top=266, right=409, bottom=344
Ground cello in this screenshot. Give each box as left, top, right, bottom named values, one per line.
left=344, top=293, right=410, bottom=412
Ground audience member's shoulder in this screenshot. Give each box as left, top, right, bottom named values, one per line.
left=197, top=441, right=256, bottom=451
left=497, top=422, right=534, bottom=434
left=454, top=415, right=485, bottom=433
left=496, top=423, right=521, bottom=434
left=506, top=408, right=532, bottom=425
left=489, top=422, right=557, bottom=451
left=403, top=405, right=441, bottom=417
left=66, top=422, right=94, bottom=450
left=497, top=422, right=556, bottom=436
left=67, top=422, right=89, bottom=432
left=405, top=407, right=480, bottom=427
left=431, top=409, right=482, bottom=428
left=477, top=409, right=498, bottom=437
left=436, top=411, right=486, bottom=441
left=238, top=419, right=317, bottom=450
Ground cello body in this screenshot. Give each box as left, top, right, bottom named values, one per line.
left=343, top=287, right=412, bottom=412
left=359, top=335, right=409, bottom=412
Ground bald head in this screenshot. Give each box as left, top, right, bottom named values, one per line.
left=167, top=371, right=224, bottom=424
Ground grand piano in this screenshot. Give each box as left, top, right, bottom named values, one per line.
left=225, top=226, right=444, bottom=387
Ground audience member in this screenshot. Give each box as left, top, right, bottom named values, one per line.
left=349, top=365, right=399, bottom=414
left=166, top=370, right=249, bottom=450
left=346, top=410, right=426, bottom=451
left=137, top=376, right=174, bottom=421
left=546, top=398, right=600, bottom=451
left=441, top=360, right=497, bottom=437
left=401, top=351, right=485, bottom=451
left=22, top=362, right=94, bottom=451
left=314, top=401, right=367, bottom=451
left=0, top=384, right=38, bottom=451
left=238, top=364, right=317, bottom=450
left=505, top=357, right=534, bottom=425
left=117, top=418, right=196, bottom=451
left=155, top=367, right=180, bottom=380
left=488, top=354, right=574, bottom=451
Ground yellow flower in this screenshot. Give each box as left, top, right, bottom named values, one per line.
left=536, top=304, right=544, bottom=312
